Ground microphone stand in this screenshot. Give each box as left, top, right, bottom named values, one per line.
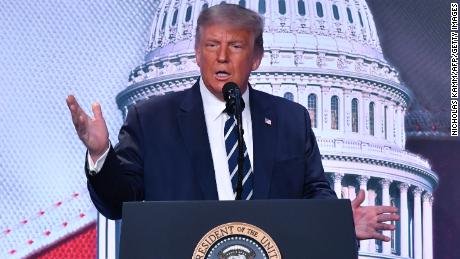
left=222, top=82, right=245, bottom=200
left=233, top=88, right=244, bottom=201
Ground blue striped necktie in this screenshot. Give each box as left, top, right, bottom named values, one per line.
left=224, top=115, right=253, bottom=200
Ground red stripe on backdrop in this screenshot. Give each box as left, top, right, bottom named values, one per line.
left=29, top=223, right=97, bottom=259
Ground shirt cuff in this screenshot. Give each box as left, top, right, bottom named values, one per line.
left=87, top=143, right=111, bottom=174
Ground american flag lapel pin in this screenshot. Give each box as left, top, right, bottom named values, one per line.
left=264, top=117, right=272, bottom=126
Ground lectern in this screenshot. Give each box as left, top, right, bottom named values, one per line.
left=120, top=199, right=357, bottom=259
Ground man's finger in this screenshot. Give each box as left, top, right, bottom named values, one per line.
left=351, top=189, right=365, bottom=208
left=66, top=95, right=75, bottom=106
left=69, top=105, right=80, bottom=126
left=66, top=95, right=80, bottom=111
left=375, top=206, right=398, bottom=214
left=77, top=113, right=87, bottom=133
left=374, top=223, right=396, bottom=231
left=92, top=102, right=103, bottom=120
left=67, top=95, right=83, bottom=125
left=377, top=213, right=400, bottom=223
left=372, top=232, right=390, bottom=242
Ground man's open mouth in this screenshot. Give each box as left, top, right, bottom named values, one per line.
left=215, top=71, right=231, bottom=79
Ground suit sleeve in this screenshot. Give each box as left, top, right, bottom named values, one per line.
left=302, top=109, right=338, bottom=199
left=85, top=105, right=145, bottom=220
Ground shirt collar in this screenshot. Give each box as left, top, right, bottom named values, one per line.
left=199, top=77, right=250, bottom=121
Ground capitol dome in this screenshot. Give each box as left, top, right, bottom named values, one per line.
left=112, top=1, right=437, bottom=258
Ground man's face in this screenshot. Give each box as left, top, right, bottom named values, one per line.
left=195, top=24, right=263, bottom=100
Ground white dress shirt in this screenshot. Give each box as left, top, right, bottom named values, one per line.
left=199, top=78, right=253, bottom=200
left=87, top=78, right=254, bottom=201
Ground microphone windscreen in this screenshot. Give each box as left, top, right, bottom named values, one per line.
left=222, top=82, right=239, bottom=102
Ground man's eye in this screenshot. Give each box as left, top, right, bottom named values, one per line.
left=232, top=44, right=242, bottom=49
left=206, top=43, right=217, bottom=48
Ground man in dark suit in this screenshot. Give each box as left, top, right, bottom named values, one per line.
left=67, top=3, right=398, bottom=242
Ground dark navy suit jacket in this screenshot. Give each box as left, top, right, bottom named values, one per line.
left=86, top=80, right=336, bottom=220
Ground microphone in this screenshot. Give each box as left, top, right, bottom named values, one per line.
left=222, top=82, right=245, bottom=116
left=222, top=82, right=245, bottom=200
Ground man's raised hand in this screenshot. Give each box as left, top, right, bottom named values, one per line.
left=66, top=95, right=109, bottom=162
left=351, top=189, right=400, bottom=241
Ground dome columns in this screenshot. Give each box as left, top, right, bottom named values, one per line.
left=399, top=183, right=410, bottom=257
left=422, top=192, right=434, bottom=259
left=413, top=187, right=423, bottom=259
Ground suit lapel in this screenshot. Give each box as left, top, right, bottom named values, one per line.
left=249, top=87, right=277, bottom=199
left=177, top=81, right=218, bottom=200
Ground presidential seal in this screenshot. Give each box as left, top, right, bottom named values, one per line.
left=192, top=222, right=281, bottom=259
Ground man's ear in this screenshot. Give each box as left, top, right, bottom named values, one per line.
left=251, top=53, right=263, bottom=71
left=195, top=47, right=201, bottom=67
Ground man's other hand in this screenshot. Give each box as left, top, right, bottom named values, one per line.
left=351, top=189, right=400, bottom=241
left=66, top=95, right=109, bottom=162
